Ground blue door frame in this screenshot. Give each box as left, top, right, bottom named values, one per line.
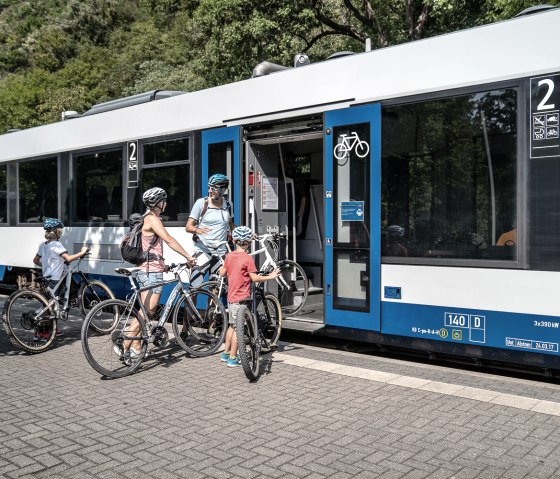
left=324, top=104, right=381, bottom=331
left=201, top=126, right=242, bottom=221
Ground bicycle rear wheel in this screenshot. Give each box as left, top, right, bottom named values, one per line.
left=81, top=299, right=147, bottom=378
left=236, top=305, right=260, bottom=381
left=257, top=294, right=282, bottom=353
left=78, top=280, right=115, bottom=326
left=2, top=289, right=56, bottom=353
left=172, top=288, right=227, bottom=357
left=271, top=260, right=308, bottom=315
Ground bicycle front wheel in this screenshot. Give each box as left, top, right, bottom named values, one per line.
left=79, top=280, right=115, bottom=325
left=272, top=260, right=308, bottom=315
left=172, top=288, right=227, bottom=357
left=257, top=294, right=282, bottom=353
left=198, top=279, right=228, bottom=304
left=236, top=305, right=260, bottom=381
left=81, top=299, right=147, bottom=378
left=2, top=289, right=56, bottom=353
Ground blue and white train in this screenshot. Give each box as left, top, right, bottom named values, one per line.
left=1, top=6, right=559, bottom=371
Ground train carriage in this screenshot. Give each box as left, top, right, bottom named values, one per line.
left=1, top=7, right=559, bottom=371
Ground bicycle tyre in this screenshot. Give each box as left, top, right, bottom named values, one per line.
left=235, top=305, right=260, bottom=381
left=257, top=294, right=282, bottom=353
left=172, top=288, right=227, bottom=357
left=2, top=289, right=56, bottom=353
left=198, top=279, right=228, bottom=304
left=81, top=299, right=147, bottom=378
left=78, top=280, right=115, bottom=325
left=274, top=259, right=308, bottom=315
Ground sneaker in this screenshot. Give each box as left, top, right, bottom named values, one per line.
left=226, top=356, right=240, bottom=367
left=113, top=344, right=123, bottom=359
left=123, top=348, right=140, bottom=366
left=220, top=352, right=229, bottom=362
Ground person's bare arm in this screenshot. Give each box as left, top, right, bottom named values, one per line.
left=249, top=268, right=280, bottom=283
left=33, top=255, right=41, bottom=266
left=149, top=216, right=196, bottom=264
left=61, top=247, right=89, bottom=263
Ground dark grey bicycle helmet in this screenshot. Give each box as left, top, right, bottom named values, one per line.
left=143, top=187, right=167, bottom=209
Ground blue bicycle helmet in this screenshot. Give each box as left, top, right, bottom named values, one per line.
left=208, top=174, right=229, bottom=189
left=43, top=217, right=64, bottom=231
left=232, top=226, right=253, bottom=242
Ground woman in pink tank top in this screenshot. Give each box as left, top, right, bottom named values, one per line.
left=123, top=187, right=196, bottom=357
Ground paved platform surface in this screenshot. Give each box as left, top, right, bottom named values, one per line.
left=2, top=295, right=560, bottom=478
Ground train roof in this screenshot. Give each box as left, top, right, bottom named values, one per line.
left=0, top=7, right=559, bottom=162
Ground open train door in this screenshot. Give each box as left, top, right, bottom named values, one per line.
left=324, top=104, right=381, bottom=331
left=201, top=126, right=242, bottom=220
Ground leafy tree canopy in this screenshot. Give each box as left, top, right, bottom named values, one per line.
left=0, top=0, right=557, bottom=132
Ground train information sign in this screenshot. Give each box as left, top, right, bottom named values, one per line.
left=530, top=73, right=560, bottom=158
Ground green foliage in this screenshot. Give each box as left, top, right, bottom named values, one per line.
left=0, top=0, right=557, bottom=131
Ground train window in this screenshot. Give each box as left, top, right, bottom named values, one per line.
left=382, top=88, right=517, bottom=262
left=142, top=138, right=189, bottom=222
left=0, top=165, right=6, bottom=224
left=18, top=157, right=58, bottom=224
left=74, top=150, right=122, bottom=222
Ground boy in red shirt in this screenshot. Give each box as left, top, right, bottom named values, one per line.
left=219, top=226, right=279, bottom=367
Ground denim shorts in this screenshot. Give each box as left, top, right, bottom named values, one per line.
left=137, top=271, right=164, bottom=294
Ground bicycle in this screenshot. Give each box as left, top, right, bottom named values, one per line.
left=81, top=262, right=227, bottom=378
left=198, top=234, right=308, bottom=315
left=235, top=276, right=283, bottom=381
left=252, top=233, right=308, bottom=315
left=333, top=131, right=370, bottom=166
left=1, top=251, right=114, bottom=353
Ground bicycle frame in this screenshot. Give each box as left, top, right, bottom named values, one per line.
left=250, top=235, right=290, bottom=291
left=31, top=257, right=88, bottom=321
left=119, top=268, right=201, bottom=342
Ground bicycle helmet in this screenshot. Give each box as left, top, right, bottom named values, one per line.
left=43, top=217, right=64, bottom=231
left=143, top=187, right=167, bottom=208
left=232, top=226, right=253, bottom=242
left=387, top=225, right=405, bottom=237
left=208, top=174, right=229, bottom=189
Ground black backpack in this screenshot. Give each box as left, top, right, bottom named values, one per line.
left=121, top=213, right=163, bottom=265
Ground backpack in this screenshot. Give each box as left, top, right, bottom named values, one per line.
left=121, top=213, right=163, bottom=265
left=198, top=196, right=232, bottom=224
left=193, top=197, right=233, bottom=244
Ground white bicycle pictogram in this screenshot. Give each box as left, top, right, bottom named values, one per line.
left=333, top=132, right=370, bottom=164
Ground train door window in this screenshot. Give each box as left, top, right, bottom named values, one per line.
left=382, top=88, right=518, bottom=262
left=141, top=137, right=189, bottom=223
left=208, top=142, right=234, bottom=208
left=18, top=157, right=58, bottom=224
left=74, top=149, right=122, bottom=223
left=0, top=164, right=6, bottom=224
left=332, top=123, right=371, bottom=311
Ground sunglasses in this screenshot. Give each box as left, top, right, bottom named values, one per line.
left=208, top=185, right=224, bottom=192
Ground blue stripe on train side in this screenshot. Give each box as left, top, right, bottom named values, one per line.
left=381, top=301, right=560, bottom=356
left=0, top=265, right=5, bottom=281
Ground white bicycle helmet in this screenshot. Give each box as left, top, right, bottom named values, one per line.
left=232, top=226, right=253, bottom=242
left=143, top=187, right=167, bottom=209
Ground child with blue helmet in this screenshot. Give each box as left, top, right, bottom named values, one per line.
left=32, top=218, right=89, bottom=339
left=218, top=226, right=280, bottom=367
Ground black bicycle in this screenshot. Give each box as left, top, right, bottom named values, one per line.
left=235, top=276, right=283, bottom=381
left=1, top=252, right=114, bottom=353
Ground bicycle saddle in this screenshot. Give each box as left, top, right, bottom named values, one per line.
left=115, top=267, right=142, bottom=276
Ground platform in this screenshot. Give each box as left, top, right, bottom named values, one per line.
left=2, top=294, right=560, bottom=478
